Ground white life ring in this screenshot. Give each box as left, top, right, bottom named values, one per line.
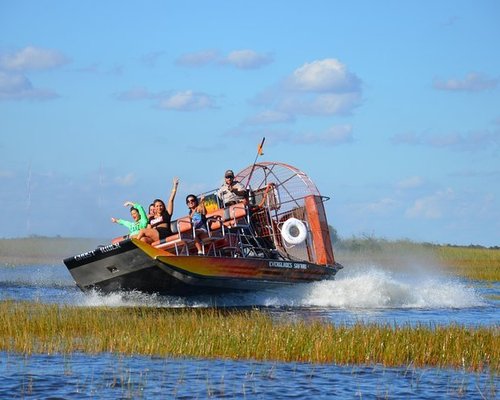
left=281, top=218, right=307, bottom=245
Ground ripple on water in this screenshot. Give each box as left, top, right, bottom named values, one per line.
left=0, top=352, right=497, bottom=399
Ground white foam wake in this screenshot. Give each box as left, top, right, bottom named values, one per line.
left=261, top=267, right=485, bottom=309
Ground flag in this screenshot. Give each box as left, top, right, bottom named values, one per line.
left=257, top=137, right=265, bottom=156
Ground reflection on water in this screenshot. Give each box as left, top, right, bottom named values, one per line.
left=1, top=352, right=497, bottom=400
left=1, top=263, right=498, bottom=399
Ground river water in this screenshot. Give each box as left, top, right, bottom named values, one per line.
left=1, top=262, right=498, bottom=399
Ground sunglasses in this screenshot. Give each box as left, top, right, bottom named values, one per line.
left=187, top=198, right=197, bottom=204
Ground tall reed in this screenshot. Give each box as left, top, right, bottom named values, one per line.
left=1, top=301, right=497, bottom=372
left=435, top=246, right=500, bottom=281
left=336, top=238, right=500, bottom=281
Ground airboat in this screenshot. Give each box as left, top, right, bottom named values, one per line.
left=63, top=161, right=343, bottom=295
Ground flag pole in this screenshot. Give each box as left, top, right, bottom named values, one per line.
left=246, top=137, right=265, bottom=191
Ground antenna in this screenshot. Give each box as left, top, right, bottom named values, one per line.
left=246, top=137, right=265, bottom=189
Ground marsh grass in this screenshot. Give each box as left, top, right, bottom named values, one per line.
left=1, top=301, right=498, bottom=373
left=336, top=238, right=500, bottom=282
left=434, top=246, right=500, bottom=282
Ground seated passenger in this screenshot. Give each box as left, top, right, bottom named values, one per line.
left=147, top=203, right=155, bottom=219
left=111, top=201, right=148, bottom=237
left=186, top=194, right=208, bottom=255
left=136, top=177, right=179, bottom=245
left=217, top=169, right=247, bottom=207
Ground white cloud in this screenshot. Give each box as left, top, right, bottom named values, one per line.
left=0, top=71, right=30, bottom=92
left=405, top=188, right=454, bottom=219
left=222, top=49, right=273, bottom=70
left=0, top=71, right=58, bottom=101
left=158, top=90, right=215, bottom=111
left=0, top=46, right=69, bottom=71
left=248, top=58, right=362, bottom=121
left=286, top=59, right=361, bottom=92
left=433, top=72, right=498, bottom=92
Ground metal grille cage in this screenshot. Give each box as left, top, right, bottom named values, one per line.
left=236, top=162, right=325, bottom=262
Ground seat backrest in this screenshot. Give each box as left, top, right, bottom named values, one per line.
left=206, top=203, right=247, bottom=225
left=168, top=216, right=192, bottom=235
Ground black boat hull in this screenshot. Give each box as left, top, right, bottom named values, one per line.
left=63, top=239, right=342, bottom=296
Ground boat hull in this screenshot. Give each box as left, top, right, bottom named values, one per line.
left=63, top=239, right=342, bottom=296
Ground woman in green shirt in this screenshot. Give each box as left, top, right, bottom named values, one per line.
left=111, top=201, right=148, bottom=237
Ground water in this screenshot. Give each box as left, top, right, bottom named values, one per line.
left=1, top=263, right=498, bottom=399
left=1, top=352, right=497, bottom=399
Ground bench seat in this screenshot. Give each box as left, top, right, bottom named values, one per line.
left=151, top=203, right=248, bottom=254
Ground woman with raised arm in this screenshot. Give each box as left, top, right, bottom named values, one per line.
left=111, top=201, right=148, bottom=238
left=136, top=177, right=179, bottom=245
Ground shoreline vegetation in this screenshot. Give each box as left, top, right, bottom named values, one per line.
left=1, top=236, right=499, bottom=281
left=1, top=301, right=498, bottom=373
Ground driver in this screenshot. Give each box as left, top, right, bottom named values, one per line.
left=217, top=169, right=247, bottom=207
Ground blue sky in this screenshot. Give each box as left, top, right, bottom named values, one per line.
left=1, top=1, right=499, bottom=246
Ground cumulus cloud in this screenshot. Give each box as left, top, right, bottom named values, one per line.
left=0, top=46, right=69, bottom=71
left=405, top=188, right=454, bottom=219
left=0, top=71, right=58, bottom=101
left=433, top=72, right=498, bottom=92
left=0, top=46, right=67, bottom=101
left=250, top=58, right=362, bottom=120
left=391, top=129, right=500, bottom=152
left=158, top=90, right=215, bottom=111
left=285, top=59, right=361, bottom=93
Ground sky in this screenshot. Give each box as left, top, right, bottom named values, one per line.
left=1, top=1, right=499, bottom=246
